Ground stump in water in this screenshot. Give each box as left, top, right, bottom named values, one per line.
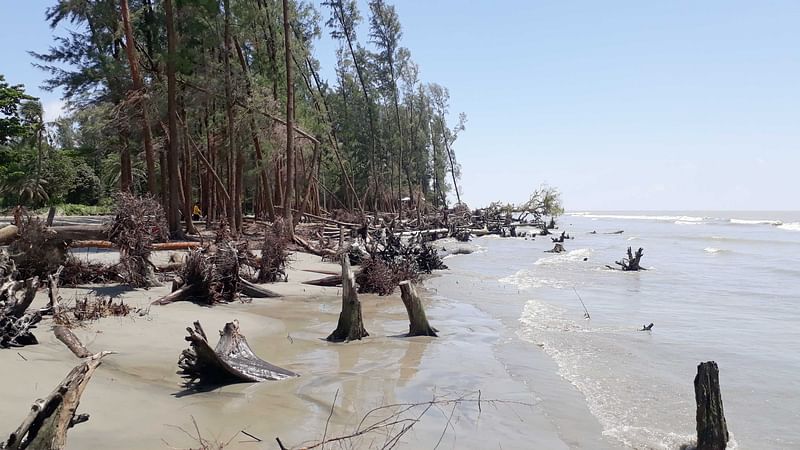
left=178, top=320, right=298, bottom=385
left=546, top=243, right=566, bottom=253
left=612, top=247, right=645, bottom=271
left=692, top=361, right=729, bottom=450
left=2, top=352, right=112, bottom=449
left=327, top=256, right=369, bottom=342
left=399, top=281, right=438, bottom=337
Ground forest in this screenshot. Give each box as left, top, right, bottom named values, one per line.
left=0, top=0, right=466, bottom=236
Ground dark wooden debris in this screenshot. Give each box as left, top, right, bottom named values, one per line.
left=399, top=281, right=438, bottom=337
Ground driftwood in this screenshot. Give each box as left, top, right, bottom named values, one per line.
left=178, top=320, right=298, bottom=385
left=53, top=326, right=92, bottom=359
left=546, top=243, right=565, bottom=253
left=70, top=240, right=199, bottom=251
left=682, top=361, right=729, bottom=450
left=0, top=225, right=18, bottom=245
left=398, top=281, right=438, bottom=337
left=238, top=277, right=281, bottom=298
left=1, top=351, right=112, bottom=450
left=1, top=249, right=42, bottom=348
left=326, top=256, right=368, bottom=342
left=640, top=323, right=654, bottom=331
left=303, top=274, right=342, bottom=287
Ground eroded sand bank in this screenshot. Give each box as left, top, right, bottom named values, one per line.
left=1, top=249, right=603, bottom=449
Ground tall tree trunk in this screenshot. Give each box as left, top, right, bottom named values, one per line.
left=164, top=0, right=181, bottom=235
left=120, top=0, right=157, bottom=195
left=223, top=0, right=237, bottom=234
left=440, top=117, right=461, bottom=205
left=120, top=133, right=132, bottom=192
left=282, top=0, right=295, bottom=236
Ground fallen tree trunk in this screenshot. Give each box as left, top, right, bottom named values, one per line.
left=326, top=256, right=368, bottom=342
left=53, top=325, right=92, bottom=359
left=69, top=240, right=199, bottom=251
left=238, top=277, right=281, bottom=298
left=399, top=281, right=438, bottom=337
left=691, top=361, right=729, bottom=450
left=178, top=320, right=298, bottom=385
left=2, top=351, right=112, bottom=449
left=0, top=225, right=18, bottom=245
left=302, top=274, right=342, bottom=287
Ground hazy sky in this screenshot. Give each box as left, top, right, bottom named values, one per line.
left=3, top=1, right=798, bottom=210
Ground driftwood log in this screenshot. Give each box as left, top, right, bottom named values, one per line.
left=1, top=250, right=42, bottom=348
left=686, top=361, right=729, bottom=450
left=398, top=281, right=438, bottom=337
left=326, top=256, right=368, bottom=342
left=178, top=320, right=298, bottom=385
left=1, top=352, right=112, bottom=450
left=546, top=243, right=566, bottom=253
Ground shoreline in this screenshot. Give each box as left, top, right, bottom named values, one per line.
left=0, top=245, right=609, bottom=449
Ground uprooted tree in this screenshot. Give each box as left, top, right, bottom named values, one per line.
left=153, top=242, right=280, bottom=306
left=178, top=320, right=298, bottom=385
left=609, top=247, right=645, bottom=271
left=108, top=193, right=168, bottom=287
left=327, top=256, right=369, bottom=342
left=0, top=250, right=42, bottom=349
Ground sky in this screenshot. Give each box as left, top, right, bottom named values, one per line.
left=2, top=0, right=799, bottom=210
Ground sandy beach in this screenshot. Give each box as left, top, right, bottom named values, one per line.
left=0, top=244, right=608, bottom=449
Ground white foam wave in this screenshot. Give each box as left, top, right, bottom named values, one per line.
left=518, top=300, right=700, bottom=449
left=730, top=218, right=783, bottom=226
left=567, top=213, right=706, bottom=223
left=498, top=270, right=566, bottom=290
left=534, top=248, right=593, bottom=266
left=703, top=247, right=728, bottom=254
left=778, top=222, right=800, bottom=232
left=674, top=220, right=702, bottom=225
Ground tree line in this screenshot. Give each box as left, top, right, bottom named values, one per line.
left=0, top=0, right=466, bottom=236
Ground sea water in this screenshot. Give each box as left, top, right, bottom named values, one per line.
left=432, top=211, right=800, bottom=449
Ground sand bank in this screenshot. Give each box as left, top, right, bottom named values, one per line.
left=1, top=248, right=605, bottom=449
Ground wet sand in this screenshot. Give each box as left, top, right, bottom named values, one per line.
left=1, top=247, right=607, bottom=449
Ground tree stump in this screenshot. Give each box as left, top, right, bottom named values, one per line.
left=326, top=255, right=369, bottom=342
left=611, top=247, right=645, bottom=271
left=546, top=243, right=566, bottom=253
left=399, top=281, right=438, bottom=337
left=693, top=361, right=729, bottom=450
left=178, top=320, right=298, bottom=385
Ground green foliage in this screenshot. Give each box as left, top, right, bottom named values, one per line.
left=0, top=75, right=36, bottom=144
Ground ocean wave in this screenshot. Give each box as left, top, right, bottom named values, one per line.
left=517, top=300, right=700, bottom=449
left=674, top=220, right=702, bottom=225
left=568, top=213, right=707, bottom=222
left=534, top=248, right=593, bottom=266
left=498, top=270, right=566, bottom=290
left=703, top=247, right=729, bottom=254
left=778, top=222, right=800, bottom=232
left=729, top=218, right=783, bottom=226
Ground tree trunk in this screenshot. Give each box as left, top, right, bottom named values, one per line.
left=120, top=133, right=132, bottom=192
left=282, top=0, right=295, bottom=236
left=120, top=0, right=157, bottom=194
left=399, top=281, right=438, bottom=337
left=164, top=0, right=181, bottom=235
left=692, top=361, right=729, bottom=450
left=326, top=255, right=368, bottom=342
left=223, top=0, right=238, bottom=234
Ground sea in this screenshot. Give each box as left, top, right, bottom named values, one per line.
left=429, top=211, right=800, bottom=449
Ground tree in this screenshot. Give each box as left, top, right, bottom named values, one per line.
left=0, top=75, right=34, bottom=144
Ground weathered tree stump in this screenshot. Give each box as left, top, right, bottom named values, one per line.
left=1, top=251, right=42, bottom=348
left=178, top=320, right=298, bottom=385
left=546, top=243, right=566, bottom=253
left=2, top=351, right=112, bottom=449
left=614, top=247, right=645, bottom=271
left=398, top=281, right=438, bottom=337
left=691, top=361, right=729, bottom=450
left=326, top=256, right=369, bottom=342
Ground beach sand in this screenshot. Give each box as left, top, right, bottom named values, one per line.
left=1, top=247, right=605, bottom=449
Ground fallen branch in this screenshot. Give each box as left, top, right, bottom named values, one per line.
left=2, top=351, right=113, bottom=449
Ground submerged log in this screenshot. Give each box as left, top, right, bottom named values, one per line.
left=326, top=256, right=369, bottom=342
left=178, top=320, right=298, bottom=385
left=398, top=281, right=438, bottom=337
left=692, top=361, right=729, bottom=450
left=2, top=351, right=112, bottom=450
